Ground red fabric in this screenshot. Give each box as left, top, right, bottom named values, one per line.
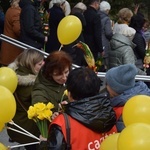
left=51, top=114, right=117, bottom=150
left=113, top=107, right=124, bottom=120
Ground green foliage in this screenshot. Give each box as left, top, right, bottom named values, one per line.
left=107, top=0, right=150, bottom=20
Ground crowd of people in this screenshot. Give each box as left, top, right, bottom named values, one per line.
left=0, top=0, right=150, bottom=149
left=0, top=0, right=150, bottom=69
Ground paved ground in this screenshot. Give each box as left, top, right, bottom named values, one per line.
left=0, top=128, right=26, bottom=150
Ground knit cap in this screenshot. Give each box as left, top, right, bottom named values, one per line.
left=105, top=64, right=138, bottom=94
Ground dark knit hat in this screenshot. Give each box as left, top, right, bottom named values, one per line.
left=105, top=64, right=138, bottom=94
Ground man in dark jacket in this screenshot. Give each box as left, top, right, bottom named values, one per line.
left=83, top=0, right=103, bottom=61
left=19, top=0, right=47, bottom=49
left=40, top=67, right=116, bottom=149
left=45, top=0, right=65, bottom=53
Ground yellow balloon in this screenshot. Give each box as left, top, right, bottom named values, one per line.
left=0, top=67, right=18, bottom=93
left=57, top=15, right=82, bottom=45
left=0, top=85, right=16, bottom=123
left=118, top=123, right=150, bottom=150
left=122, top=95, right=150, bottom=126
left=0, top=122, right=5, bottom=132
left=0, top=143, right=7, bottom=150
left=100, top=133, right=120, bottom=150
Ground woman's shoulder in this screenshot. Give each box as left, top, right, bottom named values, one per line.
left=5, top=7, right=20, bottom=18
left=9, top=6, right=21, bottom=13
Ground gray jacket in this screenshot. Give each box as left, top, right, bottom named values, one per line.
left=108, top=33, right=146, bottom=75
left=109, top=33, right=136, bottom=68
left=98, top=11, right=113, bottom=58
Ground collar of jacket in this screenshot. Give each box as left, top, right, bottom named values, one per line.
left=64, top=93, right=116, bottom=133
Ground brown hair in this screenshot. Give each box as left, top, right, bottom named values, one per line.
left=42, top=51, right=72, bottom=80
left=15, top=49, right=44, bottom=74
left=117, top=8, right=133, bottom=24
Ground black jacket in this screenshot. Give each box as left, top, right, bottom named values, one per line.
left=19, top=0, right=45, bottom=49
left=83, top=6, right=103, bottom=60
left=46, top=93, right=116, bottom=149
left=132, top=31, right=146, bottom=60
left=98, top=10, right=113, bottom=58
left=45, top=5, right=65, bottom=53
left=63, top=11, right=87, bottom=66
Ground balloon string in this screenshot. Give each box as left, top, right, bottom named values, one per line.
left=8, top=121, right=40, bottom=141
left=9, top=121, right=35, bottom=136
left=59, top=45, right=63, bottom=51
left=9, top=141, right=40, bottom=149
left=7, top=127, right=40, bottom=141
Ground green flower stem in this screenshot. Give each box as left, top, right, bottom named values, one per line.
left=36, top=120, right=42, bottom=134
left=58, top=94, right=65, bottom=112
left=36, top=120, right=48, bottom=138
left=40, top=119, right=48, bottom=138
left=44, top=120, right=48, bottom=138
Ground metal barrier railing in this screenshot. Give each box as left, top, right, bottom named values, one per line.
left=0, top=34, right=150, bottom=82
left=0, top=34, right=49, bottom=56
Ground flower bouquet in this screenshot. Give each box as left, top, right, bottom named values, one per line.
left=75, top=41, right=97, bottom=71
left=27, top=102, right=54, bottom=138
left=38, top=5, right=50, bottom=51
left=42, top=10, right=50, bottom=36
left=143, top=49, right=150, bottom=72
left=95, top=55, right=104, bottom=72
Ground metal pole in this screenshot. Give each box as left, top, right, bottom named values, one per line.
left=97, top=72, right=150, bottom=81
left=0, top=37, right=27, bottom=49
left=1, top=34, right=44, bottom=50
left=0, top=34, right=150, bottom=81
left=0, top=36, right=49, bottom=56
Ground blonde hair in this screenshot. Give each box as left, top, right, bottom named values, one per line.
left=11, top=0, right=20, bottom=8
left=117, top=8, right=133, bottom=24
left=15, top=49, right=44, bottom=74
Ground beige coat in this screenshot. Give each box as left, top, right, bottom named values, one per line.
left=0, top=6, right=23, bottom=66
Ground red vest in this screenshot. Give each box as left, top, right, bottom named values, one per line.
left=113, top=107, right=124, bottom=120
left=51, top=114, right=117, bottom=150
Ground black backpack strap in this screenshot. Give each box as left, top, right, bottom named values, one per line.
left=63, top=113, right=71, bottom=150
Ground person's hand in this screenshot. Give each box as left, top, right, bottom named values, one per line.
left=51, top=112, right=59, bottom=120
left=39, top=136, right=47, bottom=150
left=134, top=4, right=140, bottom=14
left=58, top=100, right=68, bottom=112
left=52, top=101, right=68, bottom=120
left=61, top=100, right=68, bottom=105
left=39, top=135, right=47, bottom=141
